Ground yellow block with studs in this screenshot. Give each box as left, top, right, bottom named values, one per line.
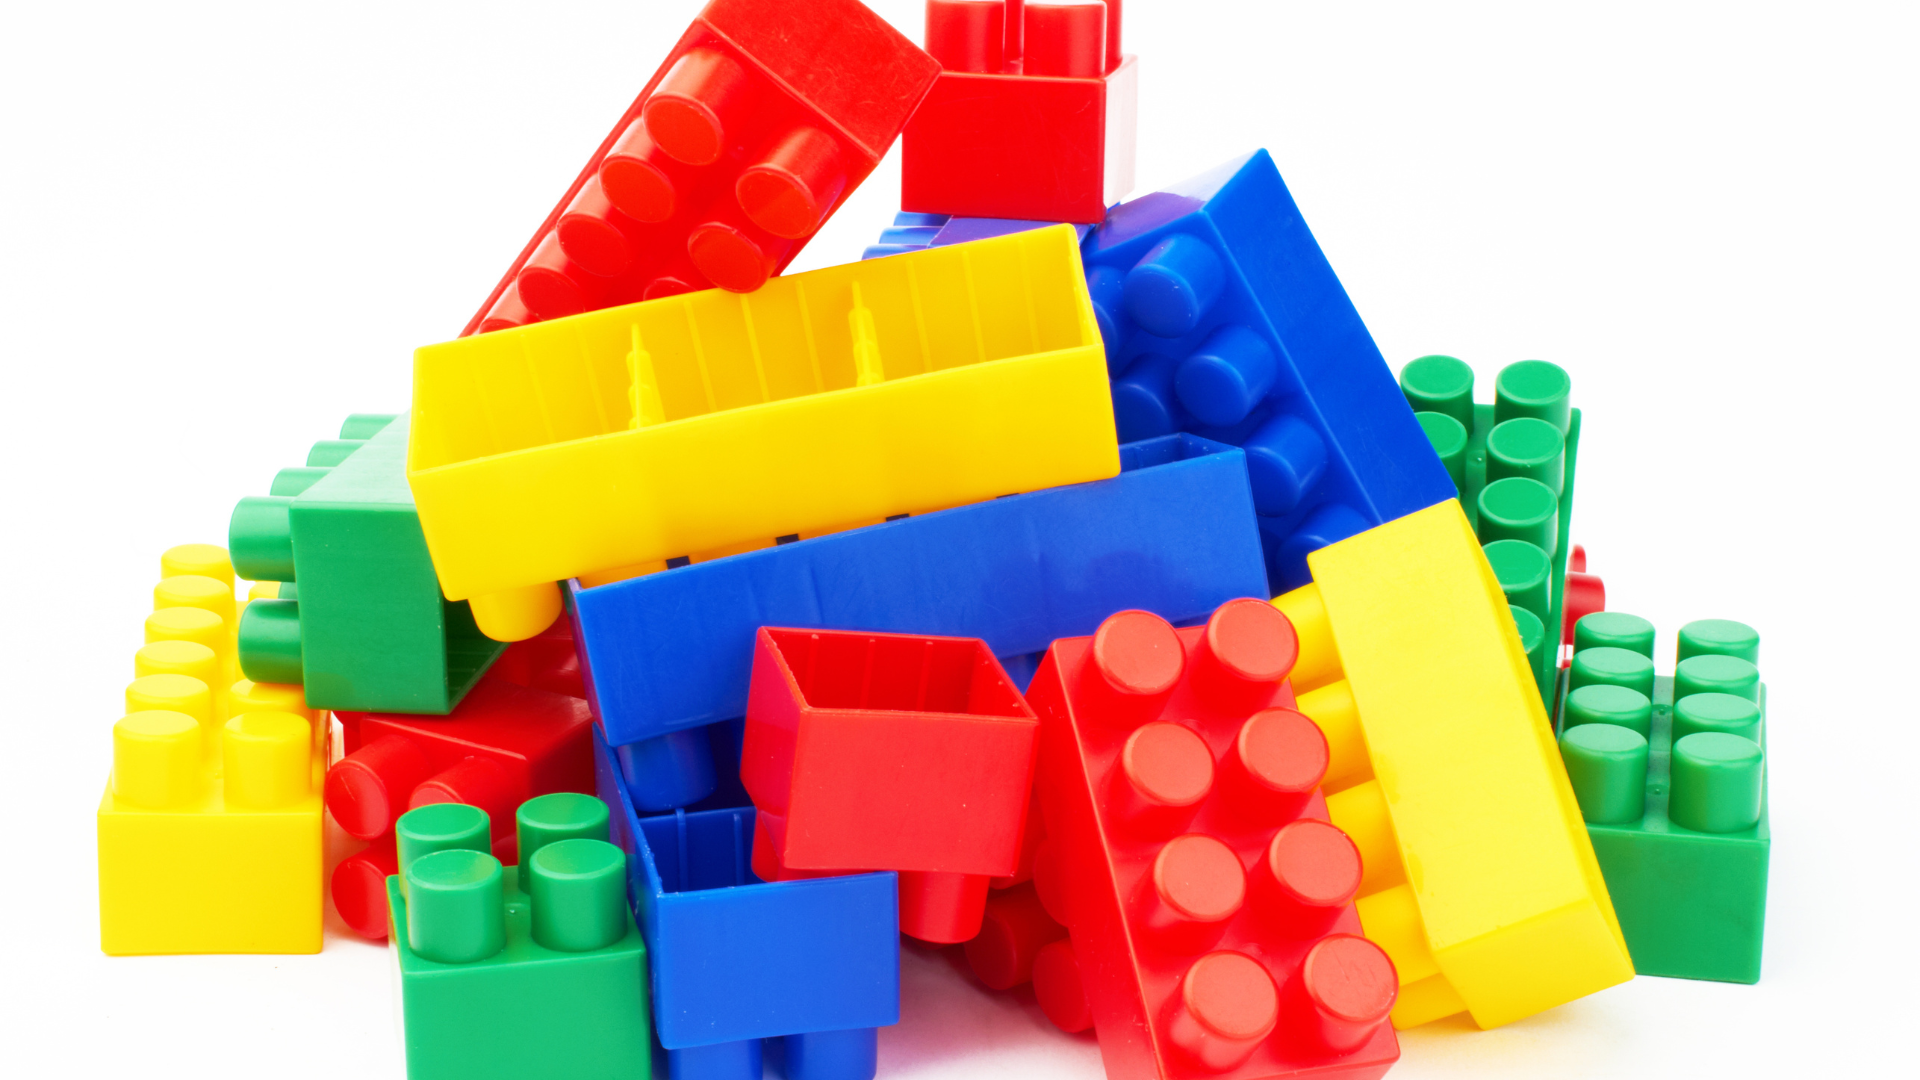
left=98, top=546, right=324, bottom=955
left=1273, top=500, right=1633, bottom=1029
left=407, top=223, right=1117, bottom=640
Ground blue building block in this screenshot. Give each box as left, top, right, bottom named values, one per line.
left=1083, top=149, right=1455, bottom=591
left=860, top=211, right=1089, bottom=260
left=571, top=434, right=1269, bottom=749
left=595, top=725, right=898, bottom=1080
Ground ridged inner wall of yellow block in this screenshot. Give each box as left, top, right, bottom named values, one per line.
left=412, top=226, right=1090, bottom=472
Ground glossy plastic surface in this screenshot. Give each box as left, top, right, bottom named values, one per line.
left=1558, top=614, right=1769, bottom=983
left=741, top=627, right=1037, bottom=941
left=1085, top=150, right=1455, bottom=592
left=1400, top=357, right=1583, bottom=701
left=100, top=548, right=327, bottom=955
left=388, top=855, right=651, bottom=1079
left=1024, top=599, right=1399, bottom=1079
left=230, top=414, right=504, bottom=713
left=328, top=678, right=594, bottom=939
left=465, top=0, right=939, bottom=333
left=1271, top=501, right=1634, bottom=1029
left=904, top=1, right=1136, bottom=222
left=860, top=210, right=1093, bottom=260
left=596, top=725, right=898, bottom=1071
left=413, top=224, right=1119, bottom=630
left=572, top=433, right=1266, bottom=746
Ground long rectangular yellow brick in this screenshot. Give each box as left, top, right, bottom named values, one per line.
left=1274, top=499, right=1633, bottom=1029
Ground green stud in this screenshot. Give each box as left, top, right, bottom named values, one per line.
left=1485, top=417, right=1565, bottom=496
left=1400, top=355, right=1476, bottom=430
left=529, top=839, right=628, bottom=953
left=1563, top=683, right=1653, bottom=737
left=1494, top=360, right=1571, bottom=432
left=396, top=802, right=491, bottom=899
left=517, top=792, right=611, bottom=873
left=1677, top=619, right=1759, bottom=665
left=1416, top=412, right=1469, bottom=493
left=1509, top=604, right=1545, bottom=674
left=306, top=439, right=367, bottom=467
left=1484, top=539, right=1551, bottom=629
left=1560, top=723, right=1648, bottom=824
left=269, top=466, right=332, bottom=497
left=407, top=848, right=506, bottom=964
left=228, top=495, right=296, bottom=582
left=1673, top=692, right=1763, bottom=744
left=1675, top=654, right=1760, bottom=704
left=1477, top=477, right=1559, bottom=558
left=1670, top=733, right=1764, bottom=834
left=236, top=599, right=303, bottom=684
left=1569, top=646, right=1655, bottom=698
left=338, top=413, right=401, bottom=440
left=1573, top=612, right=1655, bottom=658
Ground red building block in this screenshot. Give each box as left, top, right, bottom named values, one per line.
left=742, top=626, right=1040, bottom=944
left=1561, top=544, right=1607, bottom=652
left=902, top=1, right=1138, bottom=224
left=1024, top=600, right=1400, bottom=1079
left=465, top=0, right=941, bottom=334
left=325, top=678, right=594, bottom=939
left=484, top=610, right=585, bottom=700
left=965, top=881, right=1069, bottom=990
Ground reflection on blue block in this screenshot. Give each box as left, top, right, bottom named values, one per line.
left=859, top=211, right=1090, bottom=260
left=573, top=434, right=1269, bottom=746
left=1082, top=149, right=1456, bottom=591
left=594, top=725, right=898, bottom=1080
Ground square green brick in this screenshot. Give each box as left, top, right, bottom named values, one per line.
left=1561, top=663, right=1769, bottom=984
left=387, top=866, right=651, bottom=1080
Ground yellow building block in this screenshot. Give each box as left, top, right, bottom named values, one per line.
left=98, top=547, right=324, bottom=955
left=1272, top=500, right=1633, bottom=1029
left=408, top=223, right=1119, bottom=640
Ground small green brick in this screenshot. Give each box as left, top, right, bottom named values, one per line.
left=388, top=860, right=651, bottom=1080
left=1558, top=619, right=1770, bottom=984
left=1402, top=358, right=1582, bottom=707
left=233, top=413, right=505, bottom=713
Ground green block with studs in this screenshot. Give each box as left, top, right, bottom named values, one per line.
left=387, top=797, right=650, bottom=1080
left=1400, top=356, right=1583, bottom=704
left=228, top=413, right=506, bottom=713
left=1556, top=615, right=1769, bottom=983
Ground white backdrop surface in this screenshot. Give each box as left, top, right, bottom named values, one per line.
left=2, top=2, right=1915, bottom=1076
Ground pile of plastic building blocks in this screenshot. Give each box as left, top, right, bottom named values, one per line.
left=96, top=3, right=1771, bottom=1079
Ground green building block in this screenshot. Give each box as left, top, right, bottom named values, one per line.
left=229, top=413, right=504, bottom=713
left=1401, top=357, right=1583, bottom=704
left=1556, top=615, right=1769, bottom=983
left=388, top=798, right=650, bottom=1080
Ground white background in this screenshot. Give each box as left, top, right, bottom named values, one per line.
left=3, top=1, right=1915, bottom=1076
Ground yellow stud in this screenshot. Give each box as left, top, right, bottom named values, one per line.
left=162, top=544, right=233, bottom=587
left=112, top=711, right=205, bottom=809
left=468, top=582, right=563, bottom=643
left=223, top=712, right=311, bottom=809
left=154, top=573, right=236, bottom=631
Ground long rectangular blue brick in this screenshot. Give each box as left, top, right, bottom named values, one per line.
left=573, top=433, right=1268, bottom=747
left=1083, top=148, right=1456, bottom=591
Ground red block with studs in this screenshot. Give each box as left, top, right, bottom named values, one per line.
left=903, top=0, right=1138, bottom=224
left=1023, top=599, right=1400, bottom=1079
left=465, top=0, right=941, bottom=334
left=1560, top=544, right=1607, bottom=651
left=742, top=626, right=1040, bottom=944
left=325, top=678, right=594, bottom=939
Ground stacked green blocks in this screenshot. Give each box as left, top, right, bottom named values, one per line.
left=387, top=796, right=651, bottom=1080
left=1556, top=613, right=1769, bottom=983
left=1400, top=356, right=1582, bottom=704
left=228, top=413, right=505, bottom=713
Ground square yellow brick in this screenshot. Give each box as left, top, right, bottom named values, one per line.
left=98, top=709, right=322, bottom=955
left=1274, top=499, right=1633, bottom=1029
